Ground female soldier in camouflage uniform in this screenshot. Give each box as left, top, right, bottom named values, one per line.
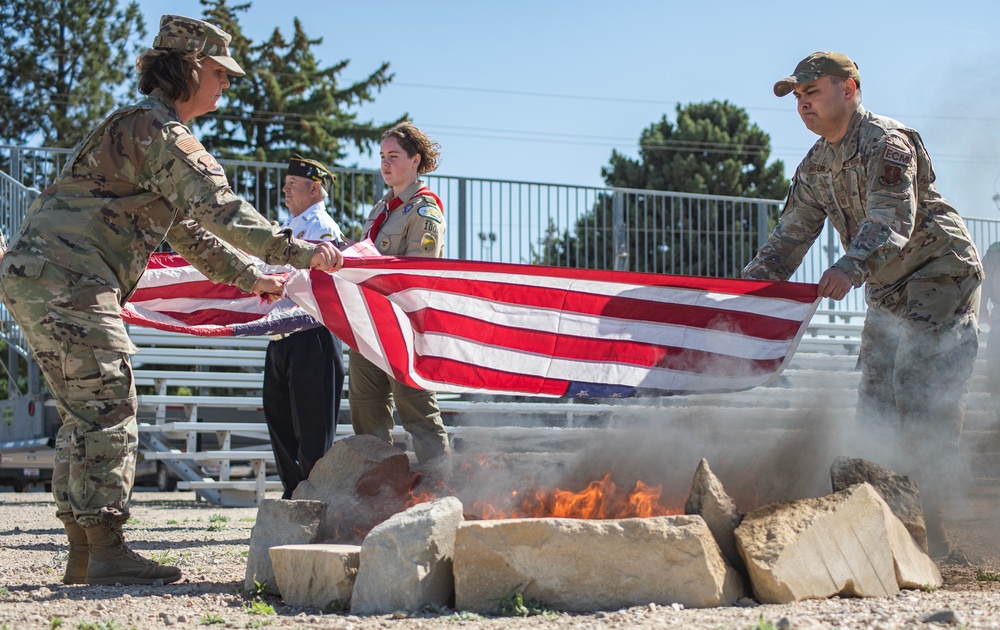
left=0, top=15, right=342, bottom=586
left=348, top=122, right=451, bottom=465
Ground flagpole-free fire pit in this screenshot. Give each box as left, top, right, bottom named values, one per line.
left=244, top=435, right=942, bottom=614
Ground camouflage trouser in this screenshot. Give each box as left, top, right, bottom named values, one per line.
left=0, top=254, right=138, bottom=528
left=855, top=272, right=980, bottom=507
left=857, top=273, right=981, bottom=436
left=348, top=349, right=450, bottom=464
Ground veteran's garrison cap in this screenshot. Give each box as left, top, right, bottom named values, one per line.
left=152, top=14, right=246, bottom=77
left=288, top=155, right=335, bottom=186
left=773, top=52, right=860, bottom=97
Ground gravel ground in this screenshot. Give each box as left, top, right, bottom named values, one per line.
left=3, top=486, right=1000, bottom=630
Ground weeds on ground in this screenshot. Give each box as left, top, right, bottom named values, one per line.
left=239, top=549, right=249, bottom=558
left=239, top=517, right=255, bottom=523
left=749, top=614, right=778, bottom=630
left=246, top=579, right=269, bottom=600
left=48, top=617, right=62, bottom=629
left=244, top=600, right=275, bottom=616
left=496, top=586, right=554, bottom=618
left=206, top=514, right=229, bottom=532
left=149, top=550, right=180, bottom=565
left=976, top=568, right=1000, bottom=582
left=921, top=583, right=938, bottom=592
left=245, top=619, right=274, bottom=629
left=125, top=517, right=140, bottom=525
left=197, top=612, right=225, bottom=625
left=166, top=519, right=179, bottom=525
left=0, top=585, right=10, bottom=598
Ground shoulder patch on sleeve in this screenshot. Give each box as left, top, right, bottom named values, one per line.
left=196, top=154, right=225, bottom=177
left=882, top=143, right=912, bottom=167
left=165, top=127, right=229, bottom=185
left=417, top=205, right=444, bottom=223
left=175, top=134, right=205, bottom=156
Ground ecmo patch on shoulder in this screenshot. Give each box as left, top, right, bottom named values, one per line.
left=417, top=205, right=444, bottom=223
left=882, top=143, right=912, bottom=167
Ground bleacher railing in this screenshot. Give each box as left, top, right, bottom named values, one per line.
left=5, top=144, right=1000, bottom=319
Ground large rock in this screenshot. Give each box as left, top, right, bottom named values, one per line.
left=454, top=515, right=743, bottom=613
left=351, top=497, right=464, bottom=615
left=830, top=456, right=928, bottom=552
left=874, top=491, right=943, bottom=589
left=685, top=458, right=743, bottom=574
left=292, top=435, right=414, bottom=543
left=244, top=499, right=325, bottom=595
left=735, top=482, right=938, bottom=604
left=270, top=544, right=360, bottom=609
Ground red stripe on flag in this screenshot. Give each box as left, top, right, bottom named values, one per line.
left=150, top=308, right=264, bottom=326
left=310, top=270, right=357, bottom=349
left=342, top=256, right=819, bottom=303
left=359, top=274, right=804, bottom=341
left=408, top=308, right=783, bottom=376
left=412, top=354, right=569, bottom=396
left=130, top=281, right=251, bottom=302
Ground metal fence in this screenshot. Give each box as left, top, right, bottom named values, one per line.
left=0, top=169, right=39, bottom=358
left=5, top=143, right=1000, bottom=319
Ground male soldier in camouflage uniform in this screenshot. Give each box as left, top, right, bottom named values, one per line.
left=0, top=15, right=342, bottom=586
left=742, top=52, right=982, bottom=557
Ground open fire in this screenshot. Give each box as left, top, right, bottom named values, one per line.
left=408, top=470, right=682, bottom=520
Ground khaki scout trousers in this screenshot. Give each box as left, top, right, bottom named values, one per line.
left=348, top=348, right=449, bottom=463
left=0, top=255, right=137, bottom=528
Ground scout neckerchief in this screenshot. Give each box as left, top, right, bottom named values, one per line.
left=364, top=185, right=438, bottom=241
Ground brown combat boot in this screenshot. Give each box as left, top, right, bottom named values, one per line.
left=62, top=522, right=89, bottom=584
left=84, top=520, right=182, bottom=585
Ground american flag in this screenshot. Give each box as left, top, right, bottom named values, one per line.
left=124, top=245, right=820, bottom=398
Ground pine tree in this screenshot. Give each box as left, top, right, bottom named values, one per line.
left=193, top=0, right=402, bottom=228
left=533, top=101, right=789, bottom=276
left=0, top=0, right=146, bottom=147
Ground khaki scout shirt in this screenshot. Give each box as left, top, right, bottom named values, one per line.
left=361, top=180, right=445, bottom=257
left=743, top=105, right=981, bottom=305
left=8, top=89, right=315, bottom=298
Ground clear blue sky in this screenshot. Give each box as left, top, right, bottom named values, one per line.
left=136, top=0, right=1000, bottom=218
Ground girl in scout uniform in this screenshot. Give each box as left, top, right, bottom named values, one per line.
left=349, top=122, right=450, bottom=464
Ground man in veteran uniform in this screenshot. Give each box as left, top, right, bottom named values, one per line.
left=0, top=15, right=343, bottom=586
left=264, top=156, right=348, bottom=499
left=349, top=122, right=451, bottom=465
left=742, top=52, right=982, bottom=557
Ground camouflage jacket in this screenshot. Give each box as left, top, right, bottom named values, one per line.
left=742, top=105, right=981, bottom=305
left=361, top=180, right=446, bottom=257
left=7, top=89, right=315, bottom=299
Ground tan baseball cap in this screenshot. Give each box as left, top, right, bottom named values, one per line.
left=152, top=14, right=246, bottom=77
left=773, top=52, right=860, bottom=97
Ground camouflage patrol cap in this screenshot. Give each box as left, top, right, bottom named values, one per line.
left=288, top=155, right=335, bottom=186
left=152, top=14, right=246, bottom=77
left=773, top=52, right=860, bottom=97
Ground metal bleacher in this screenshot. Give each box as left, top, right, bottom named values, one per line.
left=125, top=305, right=876, bottom=507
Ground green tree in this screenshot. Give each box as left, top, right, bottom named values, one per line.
left=0, top=0, right=146, bottom=147
left=535, top=100, right=789, bottom=276
left=194, top=0, right=402, bottom=230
